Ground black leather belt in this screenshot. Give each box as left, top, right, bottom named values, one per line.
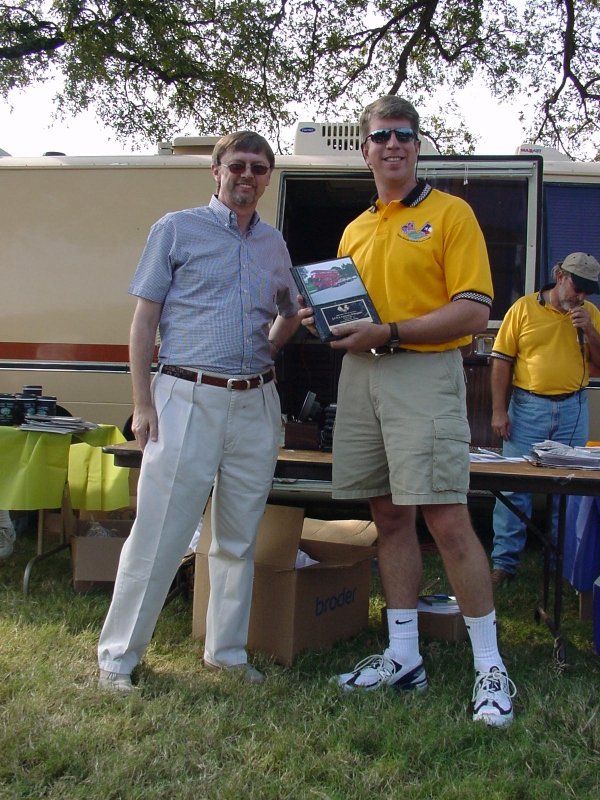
left=370, top=345, right=410, bottom=356
left=160, top=364, right=273, bottom=390
left=521, top=389, right=580, bottom=402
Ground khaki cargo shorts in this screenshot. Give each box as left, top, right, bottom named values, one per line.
left=332, top=349, right=470, bottom=505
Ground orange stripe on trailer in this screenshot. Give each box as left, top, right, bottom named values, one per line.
left=0, top=342, right=131, bottom=362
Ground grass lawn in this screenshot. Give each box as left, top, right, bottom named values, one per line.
left=0, top=512, right=598, bottom=800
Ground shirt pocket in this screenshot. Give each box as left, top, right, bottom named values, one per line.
left=432, top=416, right=471, bottom=493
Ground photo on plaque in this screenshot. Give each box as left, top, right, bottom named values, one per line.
left=291, top=256, right=381, bottom=342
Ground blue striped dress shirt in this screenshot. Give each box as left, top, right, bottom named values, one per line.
left=129, top=195, right=299, bottom=375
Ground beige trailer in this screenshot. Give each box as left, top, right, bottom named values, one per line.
left=1, top=127, right=599, bottom=441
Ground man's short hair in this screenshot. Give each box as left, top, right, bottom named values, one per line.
left=212, top=131, right=275, bottom=169
left=359, top=96, right=420, bottom=143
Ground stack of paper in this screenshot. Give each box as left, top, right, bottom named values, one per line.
left=469, top=447, right=525, bottom=463
left=20, top=415, right=99, bottom=434
left=529, top=440, right=600, bottom=469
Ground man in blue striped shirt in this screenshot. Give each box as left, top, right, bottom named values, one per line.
left=98, top=131, right=300, bottom=693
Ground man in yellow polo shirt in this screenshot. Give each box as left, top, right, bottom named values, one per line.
left=300, top=95, right=515, bottom=727
left=490, top=252, right=600, bottom=587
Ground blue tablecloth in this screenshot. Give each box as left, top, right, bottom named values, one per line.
left=564, top=495, right=600, bottom=591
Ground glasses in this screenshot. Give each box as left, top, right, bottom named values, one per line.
left=220, top=161, right=271, bottom=176
left=364, top=127, right=419, bottom=145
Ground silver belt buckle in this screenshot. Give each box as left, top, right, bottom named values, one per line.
left=227, top=377, right=251, bottom=390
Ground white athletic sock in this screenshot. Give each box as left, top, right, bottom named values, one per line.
left=386, top=608, right=421, bottom=669
left=463, top=609, right=506, bottom=674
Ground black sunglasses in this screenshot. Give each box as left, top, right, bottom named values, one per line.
left=364, top=127, right=419, bottom=145
left=220, top=161, right=270, bottom=175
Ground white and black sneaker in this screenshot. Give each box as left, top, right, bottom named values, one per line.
left=334, top=650, right=428, bottom=693
left=472, top=666, right=516, bottom=727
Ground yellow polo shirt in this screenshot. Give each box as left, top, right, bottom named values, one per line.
left=337, top=185, right=493, bottom=352
left=492, top=290, right=600, bottom=394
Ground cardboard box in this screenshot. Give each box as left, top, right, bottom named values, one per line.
left=70, top=518, right=132, bottom=592
left=301, top=517, right=377, bottom=547
left=284, top=421, right=321, bottom=450
left=381, top=598, right=468, bottom=643
left=417, top=609, right=468, bottom=642
left=192, top=503, right=377, bottom=665
left=42, top=508, right=76, bottom=546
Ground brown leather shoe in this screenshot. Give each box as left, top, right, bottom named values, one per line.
left=98, top=669, right=137, bottom=694
left=491, top=568, right=515, bottom=589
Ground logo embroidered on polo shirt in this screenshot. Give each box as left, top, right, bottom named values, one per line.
left=399, top=221, right=432, bottom=241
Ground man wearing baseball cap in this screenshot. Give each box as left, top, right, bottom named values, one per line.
left=489, top=252, right=600, bottom=587
left=561, top=252, right=600, bottom=294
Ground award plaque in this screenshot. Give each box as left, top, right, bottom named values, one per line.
left=291, top=256, right=381, bottom=342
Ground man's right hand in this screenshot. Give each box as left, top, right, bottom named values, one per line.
left=132, top=403, right=158, bottom=450
left=491, top=410, right=511, bottom=441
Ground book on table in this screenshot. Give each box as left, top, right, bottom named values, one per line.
left=417, top=595, right=461, bottom=614
left=291, top=256, right=381, bottom=342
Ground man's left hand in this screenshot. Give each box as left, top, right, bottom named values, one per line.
left=329, top=322, right=390, bottom=353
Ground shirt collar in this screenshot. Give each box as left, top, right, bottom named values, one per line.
left=538, top=282, right=555, bottom=306
left=369, top=179, right=432, bottom=212
left=209, top=194, right=260, bottom=230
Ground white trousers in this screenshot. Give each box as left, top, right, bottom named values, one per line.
left=98, top=370, right=282, bottom=674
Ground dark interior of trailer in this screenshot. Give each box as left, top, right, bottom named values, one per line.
left=275, top=170, right=530, bottom=448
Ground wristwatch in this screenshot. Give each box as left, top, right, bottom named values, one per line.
left=388, top=322, right=401, bottom=347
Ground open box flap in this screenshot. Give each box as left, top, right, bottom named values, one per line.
left=301, top=518, right=377, bottom=547
left=300, top=538, right=377, bottom=567
left=197, top=503, right=377, bottom=570
left=198, top=500, right=306, bottom=570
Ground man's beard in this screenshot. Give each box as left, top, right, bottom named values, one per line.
left=232, top=184, right=256, bottom=206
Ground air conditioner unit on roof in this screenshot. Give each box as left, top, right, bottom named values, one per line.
left=294, top=122, right=362, bottom=157
left=516, top=142, right=570, bottom=161
left=294, top=121, right=439, bottom=157
left=171, top=135, right=221, bottom=155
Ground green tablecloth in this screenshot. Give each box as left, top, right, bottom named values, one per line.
left=0, top=425, right=130, bottom=510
